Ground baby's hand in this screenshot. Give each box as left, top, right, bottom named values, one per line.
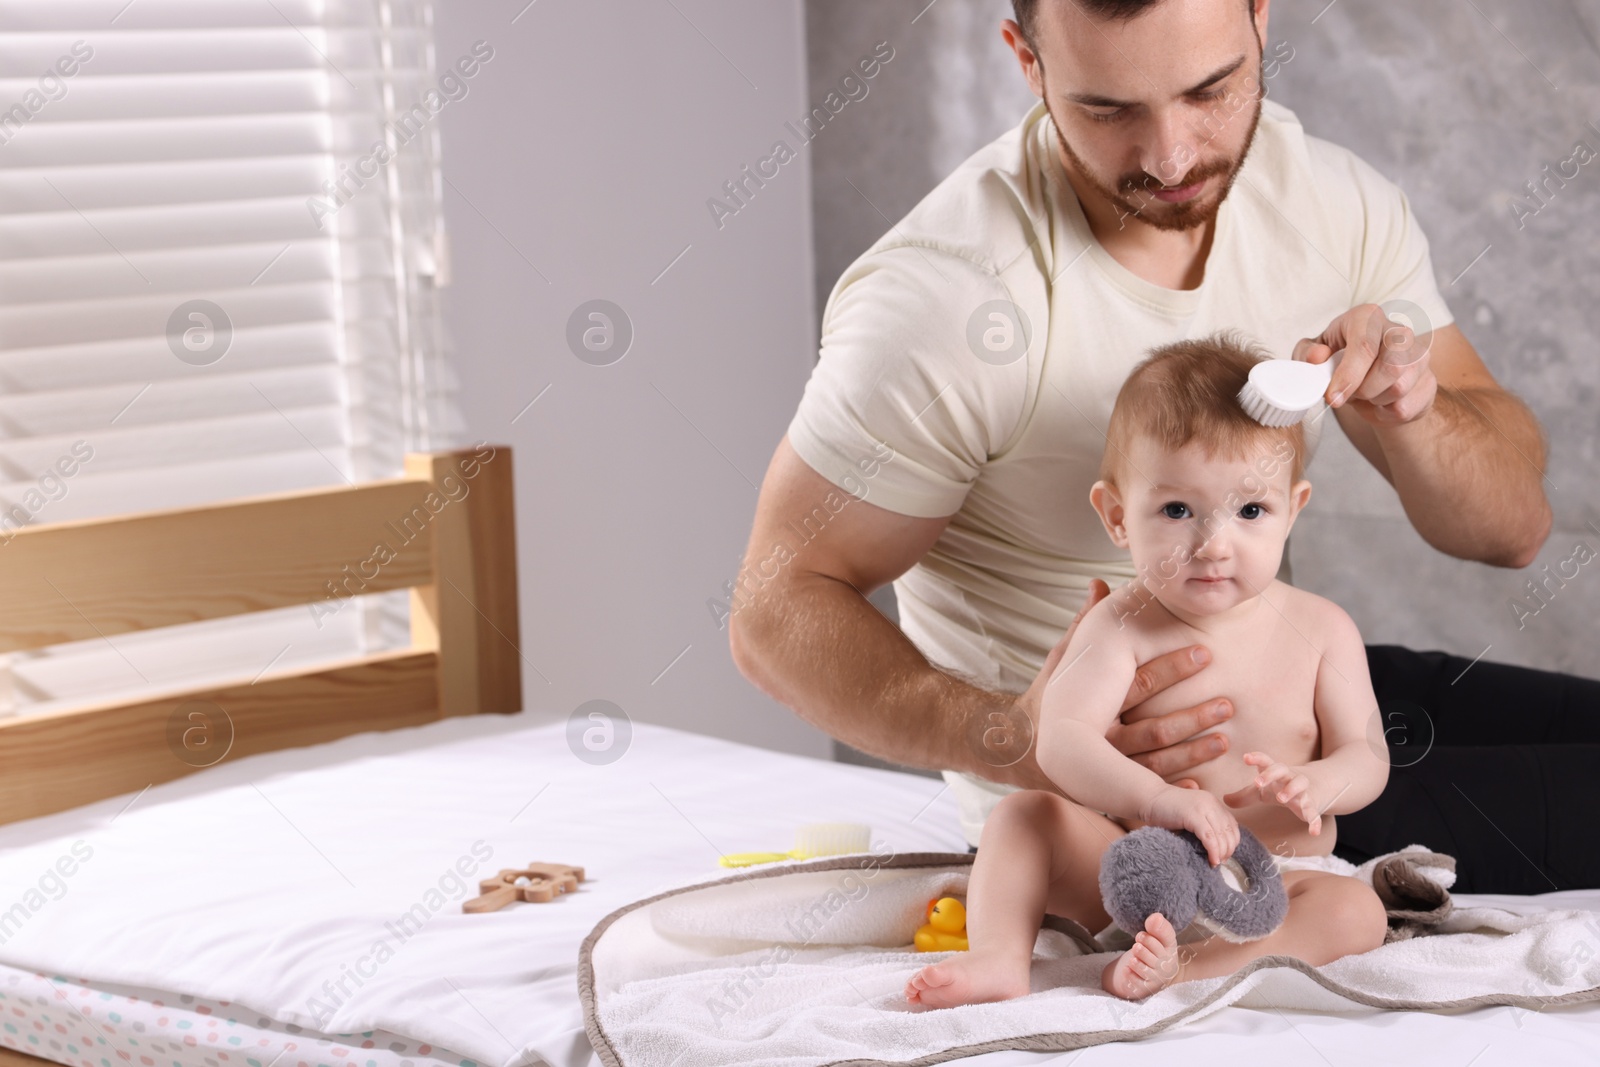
left=1223, top=752, right=1322, bottom=835
left=1141, top=783, right=1238, bottom=867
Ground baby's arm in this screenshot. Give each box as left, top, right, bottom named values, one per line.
left=1036, top=601, right=1239, bottom=865
left=1227, top=603, right=1391, bottom=830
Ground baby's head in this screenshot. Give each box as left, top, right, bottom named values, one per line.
left=1090, top=332, right=1313, bottom=621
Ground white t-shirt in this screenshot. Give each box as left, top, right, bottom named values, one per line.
left=785, top=97, right=1455, bottom=847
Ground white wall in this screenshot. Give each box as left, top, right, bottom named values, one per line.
left=431, top=0, right=832, bottom=758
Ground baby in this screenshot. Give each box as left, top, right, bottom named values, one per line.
left=906, top=332, right=1392, bottom=1007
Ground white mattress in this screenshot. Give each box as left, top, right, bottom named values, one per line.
left=0, top=710, right=1596, bottom=1067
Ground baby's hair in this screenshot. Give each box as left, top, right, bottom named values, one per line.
left=1100, top=330, right=1307, bottom=489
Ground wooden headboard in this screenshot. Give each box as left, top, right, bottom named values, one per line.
left=0, top=445, right=521, bottom=827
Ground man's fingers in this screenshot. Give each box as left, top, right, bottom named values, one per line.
left=1120, top=646, right=1212, bottom=714
left=1308, top=306, right=1436, bottom=417
left=1115, top=697, right=1231, bottom=755
left=1327, top=343, right=1373, bottom=408
left=1379, top=319, right=1424, bottom=369
left=1364, top=378, right=1412, bottom=409
left=1292, top=337, right=1334, bottom=364
left=1352, top=355, right=1401, bottom=404
left=1329, top=306, right=1397, bottom=406
left=1365, top=364, right=1436, bottom=416
left=1126, top=727, right=1230, bottom=778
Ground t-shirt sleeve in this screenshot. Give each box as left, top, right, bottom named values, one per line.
left=786, top=246, right=1030, bottom=519
left=1338, top=146, right=1457, bottom=337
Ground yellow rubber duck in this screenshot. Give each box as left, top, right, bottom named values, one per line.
left=914, top=896, right=968, bottom=952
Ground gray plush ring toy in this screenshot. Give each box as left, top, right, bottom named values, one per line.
left=1098, top=825, right=1289, bottom=943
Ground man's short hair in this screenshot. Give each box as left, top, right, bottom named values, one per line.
left=1012, top=0, right=1253, bottom=50
left=1100, top=330, right=1307, bottom=489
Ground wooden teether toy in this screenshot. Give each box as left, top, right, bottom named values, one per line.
left=462, top=862, right=585, bottom=913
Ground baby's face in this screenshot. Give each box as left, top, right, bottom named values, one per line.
left=1092, top=434, right=1312, bottom=621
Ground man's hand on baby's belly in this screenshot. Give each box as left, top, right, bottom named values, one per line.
left=1104, top=694, right=1235, bottom=777
left=1009, top=579, right=1236, bottom=790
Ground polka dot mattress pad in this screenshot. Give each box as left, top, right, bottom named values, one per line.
left=0, top=969, right=469, bottom=1067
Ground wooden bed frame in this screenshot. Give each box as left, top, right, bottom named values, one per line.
left=0, top=445, right=522, bottom=832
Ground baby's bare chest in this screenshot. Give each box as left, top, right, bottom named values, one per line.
left=1121, top=611, right=1325, bottom=787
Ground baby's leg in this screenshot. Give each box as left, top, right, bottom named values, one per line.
left=906, top=790, right=1125, bottom=1008
left=1101, top=870, right=1388, bottom=999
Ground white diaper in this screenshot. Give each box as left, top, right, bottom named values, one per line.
left=1272, top=851, right=1362, bottom=877
left=1213, top=850, right=1360, bottom=895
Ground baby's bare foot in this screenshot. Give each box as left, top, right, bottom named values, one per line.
left=1101, top=913, right=1181, bottom=1000
left=905, top=952, right=1030, bottom=1009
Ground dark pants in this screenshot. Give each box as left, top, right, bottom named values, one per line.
left=968, top=644, right=1600, bottom=895
left=1332, top=644, right=1600, bottom=893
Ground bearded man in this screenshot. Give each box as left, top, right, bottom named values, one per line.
left=730, top=0, right=1600, bottom=894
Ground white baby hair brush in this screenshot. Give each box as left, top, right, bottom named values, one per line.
left=1238, top=349, right=1345, bottom=427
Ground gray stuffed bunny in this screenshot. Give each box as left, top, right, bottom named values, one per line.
left=1099, top=825, right=1289, bottom=943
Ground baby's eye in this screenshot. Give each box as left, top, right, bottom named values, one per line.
left=1161, top=502, right=1191, bottom=520
left=1239, top=502, right=1266, bottom=520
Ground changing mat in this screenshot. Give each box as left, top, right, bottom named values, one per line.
left=579, top=850, right=1600, bottom=1067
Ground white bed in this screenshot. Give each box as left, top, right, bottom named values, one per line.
left=3, top=711, right=1598, bottom=1067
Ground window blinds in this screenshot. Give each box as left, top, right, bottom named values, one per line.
left=0, top=0, right=451, bottom=718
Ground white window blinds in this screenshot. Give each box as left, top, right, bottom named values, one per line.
left=0, top=0, right=455, bottom=718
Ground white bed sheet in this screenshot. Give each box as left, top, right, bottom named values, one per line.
left=0, top=710, right=1596, bottom=1067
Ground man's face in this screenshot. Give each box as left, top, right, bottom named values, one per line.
left=1098, top=435, right=1310, bottom=620
left=1019, top=0, right=1269, bottom=232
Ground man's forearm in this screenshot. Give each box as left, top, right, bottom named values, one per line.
left=1370, top=384, right=1552, bottom=567
left=729, top=572, right=1018, bottom=777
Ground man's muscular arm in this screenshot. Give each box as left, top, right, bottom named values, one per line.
left=1299, top=314, right=1552, bottom=568
left=729, top=436, right=1235, bottom=788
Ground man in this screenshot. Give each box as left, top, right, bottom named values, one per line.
left=730, top=0, right=1600, bottom=893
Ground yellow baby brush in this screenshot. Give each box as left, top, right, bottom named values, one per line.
left=718, top=822, right=872, bottom=868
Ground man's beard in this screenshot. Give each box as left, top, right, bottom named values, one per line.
left=1049, top=85, right=1263, bottom=234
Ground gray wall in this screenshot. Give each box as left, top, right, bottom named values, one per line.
left=805, top=0, right=1600, bottom=701
left=431, top=0, right=832, bottom=758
